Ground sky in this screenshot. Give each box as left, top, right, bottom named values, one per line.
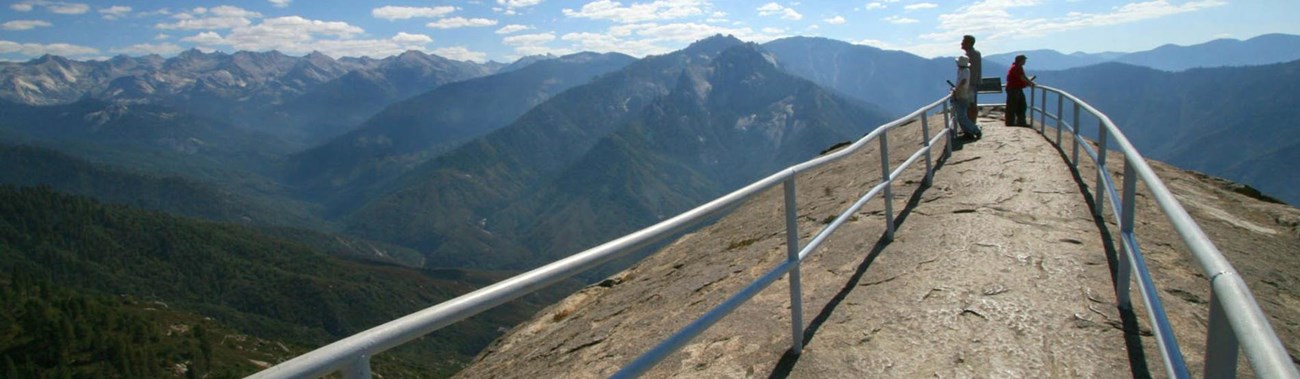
left=2, top=0, right=1299, bottom=63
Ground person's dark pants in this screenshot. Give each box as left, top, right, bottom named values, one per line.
left=1006, top=87, right=1027, bottom=126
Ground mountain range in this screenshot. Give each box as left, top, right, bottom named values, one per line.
left=1, top=33, right=1298, bottom=376
left=1, top=49, right=498, bottom=149
left=284, top=52, right=636, bottom=210
left=986, top=33, right=1300, bottom=71
left=1034, top=60, right=1300, bottom=206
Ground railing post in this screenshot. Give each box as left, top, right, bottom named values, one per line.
left=1028, top=86, right=1035, bottom=127
left=879, top=131, right=895, bottom=242
left=1040, top=89, right=1048, bottom=133
left=1204, top=287, right=1240, bottom=378
left=341, top=355, right=372, bottom=379
left=942, top=101, right=953, bottom=157
left=1072, top=102, right=1080, bottom=166
left=921, top=113, right=933, bottom=186
left=1116, top=160, right=1138, bottom=309
left=1056, top=92, right=1064, bottom=144
left=783, top=178, right=805, bottom=355
left=1094, top=121, right=1108, bottom=218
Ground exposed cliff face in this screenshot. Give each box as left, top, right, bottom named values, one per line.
left=454, top=110, right=1300, bottom=378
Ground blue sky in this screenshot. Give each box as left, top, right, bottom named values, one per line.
left=2, top=0, right=1298, bottom=63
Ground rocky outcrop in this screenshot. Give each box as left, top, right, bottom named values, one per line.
left=455, top=110, right=1300, bottom=377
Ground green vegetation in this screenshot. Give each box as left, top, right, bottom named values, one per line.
left=0, top=272, right=266, bottom=378
left=0, top=186, right=576, bottom=377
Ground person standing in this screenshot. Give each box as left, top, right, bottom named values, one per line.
left=952, top=56, right=982, bottom=139
left=961, top=35, right=982, bottom=124
left=1005, top=54, right=1035, bottom=126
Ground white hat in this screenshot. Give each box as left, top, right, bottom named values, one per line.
left=956, top=56, right=970, bottom=67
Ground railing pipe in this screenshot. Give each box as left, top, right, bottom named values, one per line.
left=341, top=356, right=370, bottom=379
left=942, top=101, right=954, bottom=156
left=783, top=178, right=804, bottom=355
left=1212, top=272, right=1298, bottom=378
left=921, top=113, right=933, bottom=186
left=1056, top=91, right=1064, bottom=144
left=1040, top=85, right=1298, bottom=379
left=254, top=85, right=1297, bottom=379
left=1072, top=102, right=1081, bottom=165
left=1094, top=121, right=1109, bottom=218
left=1029, top=86, right=1036, bottom=127
left=252, top=94, right=954, bottom=379
left=611, top=259, right=799, bottom=378
left=1117, top=162, right=1138, bottom=309
left=879, top=132, right=895, bottom=241
left=1205, top=287, right=1239, bottom=378
left=1122, top=234, right=1191, bottom=378
left=1040, top=89, right=1048, bottom=133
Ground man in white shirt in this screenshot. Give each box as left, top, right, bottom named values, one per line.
left=961, top=35, right=982, bottom=124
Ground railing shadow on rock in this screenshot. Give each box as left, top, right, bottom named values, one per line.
left=248, top=86, right=1296, bottom=379
left=1028, top=85, right=1297, bottom=379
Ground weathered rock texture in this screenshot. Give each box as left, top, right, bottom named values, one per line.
left=455, top=109, right=1300, bottom=378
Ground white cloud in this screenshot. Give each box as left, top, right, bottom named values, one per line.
left=503, top=32, right=557, bottom=46
left=138, top=8, right=171, bottom=17
left=498, top=0, right=543, bottom=7
left=824, top=15, right=846, bottom=25
left=904, top=3, right=938, bottom=11
left=434, top=46, right=488, bottom=62
left=557, top=22, right=785, bottom=58
left=496, top=24, right=533, bottom=34
left=268, top=0, right=291, bottom=8
left=157, top=6, right=261, bottom=30
left=99, top=6, right=131, bottom=20
left=706, top=10, right=728, bottom=23
left=855, top=38, right=895, bottom=49
left=884, top=15, right=918, bottom=24
left=426, top=17, right=498, bottom=29
left=757, top=2, right=802, bottom=20
left=393, top=32, right=433, bottom=44
left=154, top=33, right=170, bottom=40
left=182, top=28, right=437, bottom=59
left=865, top=0, right=901, bottom=10
left=180, top=31, right=226, bottom=46
left=496, top=0, right=543, bottom=15
left=111, top=42, right=183, bottom=56
left=47, top=2, right=88, bottom=14
left=504, top=32, right=563, bottom=57
left=10, top=1, right=89, bottom=14
left=0, top=40, right=99, bottom=57
left=560, top=31, right=659, bottom=56
left=1, top=20, right=52, bottom=31
left=372, top=6, right=457, bottom=20
left=922, top=0, right=1227, bottom=45
left=563, top=0, right=707, bottom=23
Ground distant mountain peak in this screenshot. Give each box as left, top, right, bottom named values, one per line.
left=683, top=34, right=745, bottom=57
left=176, top=48, right=211, bottom=59
left=396, top=50, right=433, bottom=62
left=30, top=54, right=71, bottom=67
left=304, top=51, right=333, bottom=61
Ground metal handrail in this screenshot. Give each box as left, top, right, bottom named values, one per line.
left=1028, top=85, right=1298, bottom=378
left=250, top=85, right=1297, bottom=379
left=249, top=94, right=958, bottom=379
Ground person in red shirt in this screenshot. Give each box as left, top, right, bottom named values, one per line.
left=1005, top=54, right=1035, bottom=126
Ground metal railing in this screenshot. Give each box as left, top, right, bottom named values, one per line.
left=1028, top=85, right=1297, bottom=378
left=249, top=86, right=1297, bottom=379
left=249, top=95, right=960, bottom=379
